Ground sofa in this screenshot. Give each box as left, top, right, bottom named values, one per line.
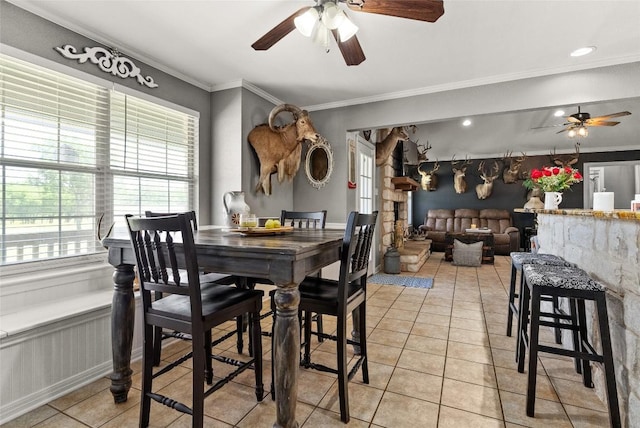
left=418, top=208, right=520, bottom=255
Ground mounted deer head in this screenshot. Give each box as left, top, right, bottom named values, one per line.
left=550, top=144, right=580, bottom=168
left=451, top=155, right=473, bottom=194
left=502, top=151, right=527, bottom=184
left=475, top=160, right=501, bottom=199
left=418, top=160, right=440, bottom=191
left=375, top=126, right=410, bottom=166
left=416, top=141, right=432, bottom=163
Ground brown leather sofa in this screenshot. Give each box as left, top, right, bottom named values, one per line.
left=418, top=208, right=520, bottom=255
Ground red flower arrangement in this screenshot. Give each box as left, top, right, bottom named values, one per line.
left=524, top=166, right=583, bottom=192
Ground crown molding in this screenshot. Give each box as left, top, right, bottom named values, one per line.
left=303, top=55, right=640, bottom=112
left=210, top=79, right=283, bottom=106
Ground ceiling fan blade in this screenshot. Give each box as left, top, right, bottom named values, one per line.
left=589, top=111, right=631, bottom=121
left=347, top=0, right=444, bottom=22
left=566, top=116, right=582, bottom=123
left=531, top=123, right=566, bottom=130
left=556, top=128, right=568, bottom=134
left=331, top=29, right=366, bottom=65
left=585, top=120, right=621, bottom=127
left=252, top=7, right=311, bottom=50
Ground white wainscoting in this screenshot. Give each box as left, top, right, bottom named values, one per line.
left=0, top=260, right=144, bottom=424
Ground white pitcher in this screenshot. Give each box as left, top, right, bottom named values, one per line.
left=544, top=192, right=562, bottom=210
left=223, top=191, right=250, bottom=227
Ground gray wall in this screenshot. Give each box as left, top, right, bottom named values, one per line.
left=293, top=63, right=640, bottom=224
left=241, top=89, right=294, bottom=218
left=0, top=1, right=214, bottom=222
left=4, top=0, right=640, bottom=227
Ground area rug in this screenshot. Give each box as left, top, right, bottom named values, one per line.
left=368, top=273, right=433, bottom=289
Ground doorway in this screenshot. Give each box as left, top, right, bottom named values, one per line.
left=353, top=134, right=377, bottom=273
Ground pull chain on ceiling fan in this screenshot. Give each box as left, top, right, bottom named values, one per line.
left=251, top=0, right=445, bottom=66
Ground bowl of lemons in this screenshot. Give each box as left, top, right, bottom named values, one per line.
left=263, top=218, right=282, bottom=229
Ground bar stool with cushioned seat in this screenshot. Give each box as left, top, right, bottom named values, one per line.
left=507, top=252, right=571, bottom=338
left=295, top=211, right=377, bottom=423
left=126, top=214, right=264, bottom=427
left=517, top=263, right=620, bottom=428
left=145, top=210, right=246, bottom=364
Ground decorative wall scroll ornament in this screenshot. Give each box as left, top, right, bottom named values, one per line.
left=55, top=45, right=159, bottom=88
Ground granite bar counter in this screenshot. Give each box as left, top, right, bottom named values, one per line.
left=514, top=208, right=640, bottom=425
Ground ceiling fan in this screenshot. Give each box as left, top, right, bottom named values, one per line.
left=251, top=0, right=445, bottom=66
left=535, top=106, right=631, bottom=138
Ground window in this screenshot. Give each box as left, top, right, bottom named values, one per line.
left=1, top=55, right=197, bottom=266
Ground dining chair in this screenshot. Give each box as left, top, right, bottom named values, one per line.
left=144, top=210, right=246, bottom=365
left=248, top=210, right=328, bottom=398
left=247, top=210, right=327, bottom=337
left=296, top=210, right=378, bottom=423
left=126, top=213, right=264, bottom=427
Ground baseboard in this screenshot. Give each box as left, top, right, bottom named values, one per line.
left=0, top=362, right=112, bottom=424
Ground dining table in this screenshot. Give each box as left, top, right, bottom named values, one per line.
left=102, top=225, right=345, bottom=428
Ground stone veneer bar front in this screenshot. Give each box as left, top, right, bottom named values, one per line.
left=516, top=208, right=640, bottom=426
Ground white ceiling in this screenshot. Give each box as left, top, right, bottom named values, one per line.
left=9, top=0, right=640, bottom=156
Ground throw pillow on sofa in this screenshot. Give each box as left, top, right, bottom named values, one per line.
left=452, top=239, right=483, bottom=266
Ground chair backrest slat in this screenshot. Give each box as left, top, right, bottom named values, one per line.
left=280, top=210, right=327, bottom=229
left=145, top=210, right=198, bottom=231
left=338, top=211, right=378, bottom=310
left=126, top=213, right=203, bottom=317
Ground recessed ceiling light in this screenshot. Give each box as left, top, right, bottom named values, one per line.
left=570, top=46, right=596, bottom=57
left=554, top=110, right=565, bottom=117
left=462, top=119, right=472, bottom=127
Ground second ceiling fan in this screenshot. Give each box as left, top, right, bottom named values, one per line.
left=251, top=0, right=445, bottom=66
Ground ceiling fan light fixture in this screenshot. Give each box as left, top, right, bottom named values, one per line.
left=337, top=16, right=359, bottom=42
left=578, top=126, right=588, bottom=137
left=570, top=46, right=596, bottom=57
left=295, top=7, right=320, bottom=37
left=321, top=2, right=345, bottom=30
left=312, top=25, right=331, bottom=52
left=568, top=128, right=577, bottom=138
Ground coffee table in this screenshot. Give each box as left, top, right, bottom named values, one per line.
left=444, top=231, right=495, bottom=264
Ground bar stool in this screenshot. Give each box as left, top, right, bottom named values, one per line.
left=517, top=264, right=620, bottom=428
left=507, top=252, right=572, bottom=341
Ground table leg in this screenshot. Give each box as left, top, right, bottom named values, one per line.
left=109, top=264, right=136, bottom=403
left=272, top=285, right=300, bottom=428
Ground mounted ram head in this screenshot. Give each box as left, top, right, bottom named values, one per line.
left=248, top=104, right=320, bottom=195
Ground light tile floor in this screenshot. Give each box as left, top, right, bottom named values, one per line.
left=2, top=255, right=612, bottom=427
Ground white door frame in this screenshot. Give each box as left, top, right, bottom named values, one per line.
left=349, top=133, right=378, bottom=273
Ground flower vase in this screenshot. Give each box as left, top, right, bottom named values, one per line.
left=544, top=192, right=563, bottom=210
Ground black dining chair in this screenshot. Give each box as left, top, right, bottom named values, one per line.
left=127, top=213, right=264, bottom=427
left=296, top=210, right=377, bottom=423
left=247, top=210, right=327, bottom=336
left=145, top=210, right=246, bottom=365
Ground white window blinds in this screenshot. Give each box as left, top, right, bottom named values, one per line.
left=110, top=92, right=195, bottom=220
left=0, top=54, right=197, bottom=266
